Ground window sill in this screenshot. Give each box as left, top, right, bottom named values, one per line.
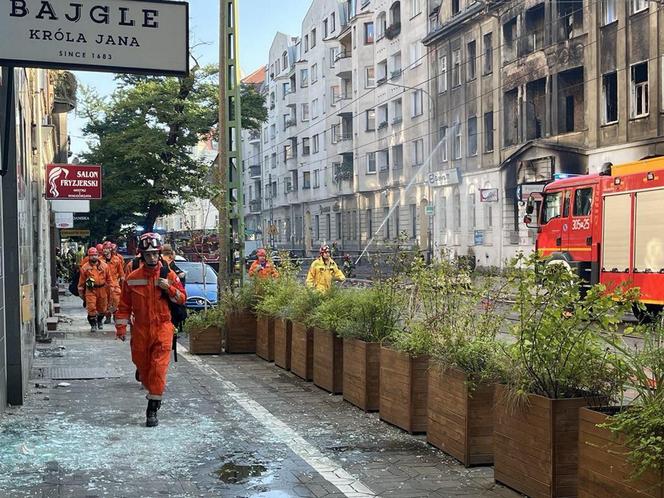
left=365, top=171, right=377, bottom=175
left=630, top=113, right=649, bottom=121
left=600, top=19, right=618, bottom=28
left=630, top=7, right=648, bottom=16
left=600, top=120, right=618, bottom=127
left=410, top=12, right=422, bottom=21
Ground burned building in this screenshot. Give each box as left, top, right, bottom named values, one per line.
left=423, top=0, right=664, bottom=266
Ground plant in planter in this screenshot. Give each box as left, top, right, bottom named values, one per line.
left=220, top=280, right=262, bottom=354
left=425, top=261, right=508, bottom=466
left=494, top=253, right=637, bottom=498
left=183, top=306, right=225, bottom=354
left=255, top=277, right=300, bottom=363
left=578, top=315, right=664, bottom=497
left=309, top=288, right=358, bottom=394
left=288, top=286, right=324, bottom=381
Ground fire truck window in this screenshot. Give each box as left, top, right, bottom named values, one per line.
left=563, top=191, right=570, bottom=217
left=542, top=192, right=562, bottom=224
left=573, top=188, right=593, bottom=216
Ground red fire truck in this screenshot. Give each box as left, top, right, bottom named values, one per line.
left=525, top=156, right=664, bottom=318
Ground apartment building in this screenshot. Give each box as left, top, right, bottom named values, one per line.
left=248, top=0, right=434, bottom=257
left=423, top=0, right=664, bottom=265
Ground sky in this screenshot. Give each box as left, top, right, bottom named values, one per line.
left=69, top=0, right=309, bottom=156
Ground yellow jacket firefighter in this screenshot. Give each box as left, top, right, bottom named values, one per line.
left=305, top=257, right=346, bottom=292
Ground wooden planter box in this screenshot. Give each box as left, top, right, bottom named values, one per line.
left=379, top=346, right=429, bottom=434
left=290, top=321, right=314, bottom=381
left=427, top=365, right=494, bottom=467
left=494, top=384, right=591, bottom=498
left=224, top=310, right=256, bottom=353
left=343, top=338, right=380, bottom=411
left=255, top=315, right=274, bottom=361
left=274, top=318, right=292, bottom=370
left=188, top=325, right=223, bottom=354
left=578, top=407, right=663, bottom=498
left=313, top=328, right=343, bottom=394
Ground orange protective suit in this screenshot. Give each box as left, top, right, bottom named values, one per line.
left=78, top=260, right=111, bottom=320
left=115, top=263, right=186, bottom=400
left=103, top=254, right=125, bottom=317
left=248, top=260, right=279, bottom=279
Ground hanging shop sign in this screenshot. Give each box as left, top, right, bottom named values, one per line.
left=480, top=188, right=499, bottom=202
left=46, top=164, right=102, bottom=200
left=0, top=0, right=189, bottom=76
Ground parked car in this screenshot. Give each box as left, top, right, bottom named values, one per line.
left=244, top=249, right=298, bottom=270
left=176, top=261, right=218, bottom=311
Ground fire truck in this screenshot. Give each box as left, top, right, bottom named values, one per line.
left=525, top=156, right=664, bottom=318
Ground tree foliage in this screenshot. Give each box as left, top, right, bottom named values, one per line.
left=240, top=84, right=267, bottom=132
left=80, top=64, right=219, bottom=237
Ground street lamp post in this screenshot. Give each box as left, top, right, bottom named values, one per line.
left=383, top=79, right=436, bottom=263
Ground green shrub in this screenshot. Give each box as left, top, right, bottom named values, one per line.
left=335, top=284, right=406, bottom=343
left=310, top=288, right=357, bottom=332
left=254, top=277, right=300, bottom=319
left=288, top=286, right=324, bottom=326
left=601, top=314, right=664, bottom=481
left=183, top=306, right=224, bottom=334
left=503, top=252, right=637, bottom=401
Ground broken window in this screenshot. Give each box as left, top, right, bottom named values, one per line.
left=558, top=0, right=583, bottom=40
left=527, top=78, right=546, bottom=139
left=558, top=68, right=584, bottom=133
left=524, top=5, right=545, bottom=55
left=468, top=116, right=477, bottom=156
left=503, top=18, right=517, bottom=63
left=503, top=89, right=519, bottom=146
left=484, top=111, right=494, bottom=152
left=467, top=40, right=476, bottom=80
left=631, top=62, right=649, bottom=118
left=483, top=33, right=493, bottom=74
left=602, top=72, right=618, bottom=124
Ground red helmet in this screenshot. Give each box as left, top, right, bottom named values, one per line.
left=319, top=244, right=330, bottom=255
left=87, top=247, right=98, bottom=256
left=102, top=241, right=113, bottom=250
left=111, top=243, right=118, bottom=251
left=96, top=244, right=103, bottom=252
left=138, top=232, right=162, bottom=253
left=257, top=248, right=267, bottom=257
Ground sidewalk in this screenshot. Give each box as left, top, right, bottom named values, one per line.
left=0, top=296, right=519, bottom=498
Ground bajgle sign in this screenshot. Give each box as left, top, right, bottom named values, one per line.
left=0, top=0, right=189, bottom=76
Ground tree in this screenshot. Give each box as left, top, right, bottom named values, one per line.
left=79, top=65, right=267, bottom=240
left=80, top=63, right=220, bottom=236
left=240, top=83, right=267, bottom=132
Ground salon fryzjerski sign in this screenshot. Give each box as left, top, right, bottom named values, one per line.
left=0, top=0, right=189, bottom=76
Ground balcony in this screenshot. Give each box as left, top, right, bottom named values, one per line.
left=285, top=155, right=298, bottom=170
left=285, top=118, right=297, bottom=129
left=377, top=120, right=388, bottom=130
left=248, top=130, right=261, bottom=143
left=249, top=199, right=262, bottom=213
left=334, top=93, right=351, bottom=104
left=335, top=132, right=353, bottom=154
left=334, top=51, right=352, bottom=78
left=334, top=159, right=354, bottom=183
left=376, top=76, right=387, bottom=86
left=390, top=69, right=402, bottom=81
left=385, top=22, right=401, bottom=40
left=248, top=164, right=261, bottom=179
left=286, top=89, right=298, bottom=107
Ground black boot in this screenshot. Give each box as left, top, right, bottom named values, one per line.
left=96, top=314, right=104, bottom=330
left=146, top=400, right=161, bottom=427
left=88, top=317, right=96, bottom=332
left=135, top=369, right=140, bottom=382
left=104, top=315, right=112, bottom=324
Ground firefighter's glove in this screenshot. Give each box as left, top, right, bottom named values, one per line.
left=115, top=325, right=127, bottom=342
left=85, top=277, right=95, bottom=289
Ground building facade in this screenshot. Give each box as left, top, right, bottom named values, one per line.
left=243, top=0, right=664, bottom=266
left=0, top=67, right=69, bottom=411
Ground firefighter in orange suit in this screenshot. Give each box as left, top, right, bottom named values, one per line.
left=115, top=233, right=186, bottom=427
left=102, top=241, right=125, bottom=323
left=248, top=248, right=279, bottom=279
left=78, top=247, right=111, bottom=331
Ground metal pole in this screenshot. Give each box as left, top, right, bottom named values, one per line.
left=218, top=2, right=230, bottom=288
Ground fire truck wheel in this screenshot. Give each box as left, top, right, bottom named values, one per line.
left=632, top=304, right=664, bottom=324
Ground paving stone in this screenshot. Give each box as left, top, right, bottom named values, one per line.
left=0, top=296, right=520, bottom=498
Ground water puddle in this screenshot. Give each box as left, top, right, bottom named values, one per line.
left=216, top=462, right=267, bottom=484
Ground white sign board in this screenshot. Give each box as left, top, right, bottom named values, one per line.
left=51, top=199, right=90, bottom=213
left=0, top=0, right=189, bottom=76
left=480, top=188, right=499, bottom=202
left=427, top=168, right=460, bottom=187
left=55, top=212, right=74, bottom=228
